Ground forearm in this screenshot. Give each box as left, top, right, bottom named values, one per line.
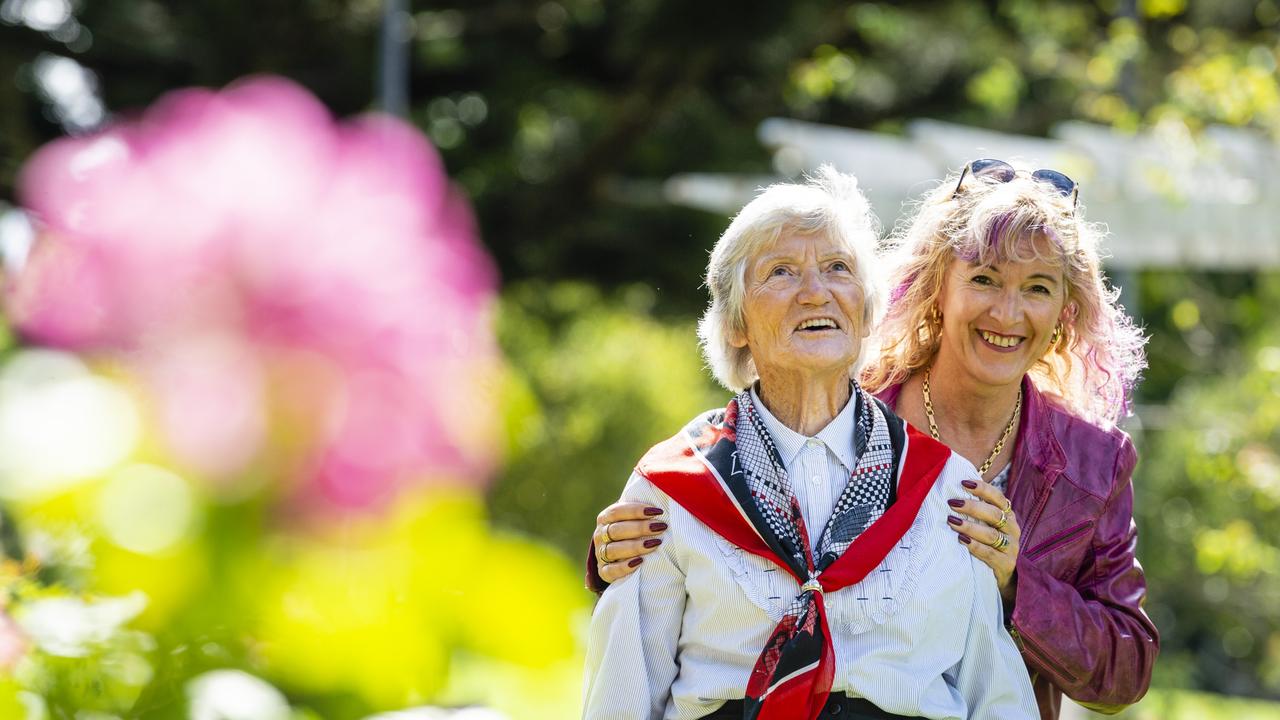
left=585, top=541, right=608, bottom=594
left=1010, top=558, right=1157, bottom=708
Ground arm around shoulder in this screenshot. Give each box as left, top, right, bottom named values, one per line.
left=582, top=473, right=686, bottom=720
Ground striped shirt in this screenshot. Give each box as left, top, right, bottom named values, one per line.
left=582, top=398, right=1037, bottom=720
left=749, top=387, right=861, bottom=557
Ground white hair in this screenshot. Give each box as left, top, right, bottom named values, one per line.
left=697, top=165, right=883, bottom=391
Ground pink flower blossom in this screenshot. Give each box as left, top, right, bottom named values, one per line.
left=8, top=76, right=500, bottom=510
left=0, top=611, right=28, bottom=670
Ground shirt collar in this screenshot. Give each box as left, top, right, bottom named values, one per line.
left=749, top=385, right=860, bottom=472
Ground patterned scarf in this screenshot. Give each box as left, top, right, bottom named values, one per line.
left=734, top=386, right=896, bottom=583
left=637, top=385, right=949, bottom=720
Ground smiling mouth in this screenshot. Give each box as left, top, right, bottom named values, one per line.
left=979, top=330, right=1024, bottom=348
left=796, top=318, right=840, bottom=332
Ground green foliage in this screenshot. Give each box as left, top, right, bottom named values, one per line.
left=1134, top=273, right=1280, bottom=697
left=4, top=488, right=590, bottom=719
left=1089, top=686, right=1280, bottom=718
left=5, top=0, right=1280, bottom=306
left=5, top=0, right=1280, bottom=708
left=490, top=281, right=725, bottom=556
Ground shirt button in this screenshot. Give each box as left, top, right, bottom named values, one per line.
left=807, top=438, right=822, bottom=448
left=810, top=475, right=822, bottom=485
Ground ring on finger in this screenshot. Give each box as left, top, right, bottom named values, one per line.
left=599, top=542, right=613, bottom=564
left=1001, top=497, right=1012, bottom=513
left=992, top=532, right=1010, bottom=552
left=603, top=521, right=616, bottom=544
left=992, top=509, right=1008, bottom=531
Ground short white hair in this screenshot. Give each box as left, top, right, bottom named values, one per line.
left=697, top=165, right=883, bottom=392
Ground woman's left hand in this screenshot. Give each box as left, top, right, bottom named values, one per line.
left=946, top=478, right=1021, bottom=602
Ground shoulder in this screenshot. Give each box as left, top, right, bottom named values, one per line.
left=871, top=382, right=903, bottom=409
left=634, top=404, right=730, bottom=481
left=1040, top=396, right=1136, bottom=499
left=936, top=450, right=982, bottom=497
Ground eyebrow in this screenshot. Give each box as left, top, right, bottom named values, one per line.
left=967, top=263, right=1061, bottom=285
left=758, top=251, right=853, bottom=264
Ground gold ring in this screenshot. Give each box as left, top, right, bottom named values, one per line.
left=992, top=533, right=1010, bottom=552
left=603, top=522, right=616, bottom=544
left=599, top=542, right=613, bottom=564
left=1001, top=498, right=1013, bottom=513
left=992, top=509, right=1008, bottom=531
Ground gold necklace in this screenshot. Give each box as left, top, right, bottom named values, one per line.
left=922, top=368, right=1022, bottom=475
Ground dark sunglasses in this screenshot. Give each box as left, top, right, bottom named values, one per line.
left=952, top=158, right=1078, bottom=209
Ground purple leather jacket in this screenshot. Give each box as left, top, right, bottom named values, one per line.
left=587, top=376, right=1158, bottom=719
left=876, top=377, right=1158, bottom=719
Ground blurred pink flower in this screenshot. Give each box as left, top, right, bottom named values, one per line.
left=0, top=611, right=27, bottom=671
left=7, top=76, right=500, bottom=510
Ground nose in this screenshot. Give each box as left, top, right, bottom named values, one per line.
left=989, top=287, right=1022, bottom=323
left=797, top=267, right=831, bottom=305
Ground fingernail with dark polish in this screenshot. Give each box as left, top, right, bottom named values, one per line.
left=947, top=515, right=963, bottom=526
left=643, top=539, right=663, bottom=549
left=628, top=558, right=644, bottom=568
left=650, top=522, right=668, bottom=532
left=958, top=534, right=972, bottom=545
left=947, top=499, right=965, bottom=508
left=961, top=479, right=979, bottom=489
left=644, top=507, right=664, bottom=516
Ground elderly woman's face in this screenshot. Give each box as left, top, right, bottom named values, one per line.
left=730, top=231, right=868, bottom=380
left=936, top=233, right=1067, bottom=389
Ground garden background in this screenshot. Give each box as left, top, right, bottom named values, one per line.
left=0, top=1, right=1278, bottom=718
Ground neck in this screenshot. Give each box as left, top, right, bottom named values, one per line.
left=923, top=351, right=1022, bottom=437
left=755, top=368, right=852, bottom=436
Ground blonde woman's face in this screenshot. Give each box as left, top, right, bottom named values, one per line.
left=935, top=239, right=1067, bottom=390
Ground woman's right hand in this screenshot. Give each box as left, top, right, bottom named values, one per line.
left=593, top=501, right=668, bottom=583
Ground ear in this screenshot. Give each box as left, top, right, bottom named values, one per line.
left=728, top=325, right=749, bottom=349
left=1059, top=301, right=1077, bottom=325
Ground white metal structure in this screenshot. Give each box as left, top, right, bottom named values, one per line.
left=664, top=117, right=1280, bottom=270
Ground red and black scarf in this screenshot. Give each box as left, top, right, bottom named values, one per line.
left=636, top=387, right=950, bottom=720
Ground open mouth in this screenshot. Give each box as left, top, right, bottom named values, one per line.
left=979, top=329, right=1024, bottom=349
left=796, top=318, right=840, bottom=333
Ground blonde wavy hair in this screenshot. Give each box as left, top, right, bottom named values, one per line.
left=861, top=168, right=1146, bottom=426
left=698, top=165, right=882, bottom=392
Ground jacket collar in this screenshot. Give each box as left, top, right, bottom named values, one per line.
left=1013, top=375, right=1068, bottom=476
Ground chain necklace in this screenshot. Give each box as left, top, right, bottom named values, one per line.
left=921, top=368, right=1022, bottom=476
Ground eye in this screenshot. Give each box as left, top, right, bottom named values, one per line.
left=829, top=260, right=851, bottom=272
left=1029, top=284, right=1052, bottom=295
left=971, top=274, right=995, bottom=286
left=769, top=265, right=792, bottom=277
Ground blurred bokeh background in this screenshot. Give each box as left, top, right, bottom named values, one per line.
left=0, top=1, right=1277, bottom=718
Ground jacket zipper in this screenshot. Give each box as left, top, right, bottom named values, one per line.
left=1023, top=520, right=1093, bottom=560
left=1011, top=626, right=1080, bottom=684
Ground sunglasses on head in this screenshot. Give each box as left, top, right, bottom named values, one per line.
left=951, top=158, right=1079, bottom=209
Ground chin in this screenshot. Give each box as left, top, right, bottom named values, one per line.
left=960, top=354, right=1027, bottom=388
left=974, top=365, right=1027, bottom=388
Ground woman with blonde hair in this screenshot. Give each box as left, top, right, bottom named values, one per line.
left=591, top=159, right=1158, bottom=719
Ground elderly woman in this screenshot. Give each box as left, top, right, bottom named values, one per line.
left=583, top=168, right=1037, bottom=720
left=589, top=160, right=1158, bottom=719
